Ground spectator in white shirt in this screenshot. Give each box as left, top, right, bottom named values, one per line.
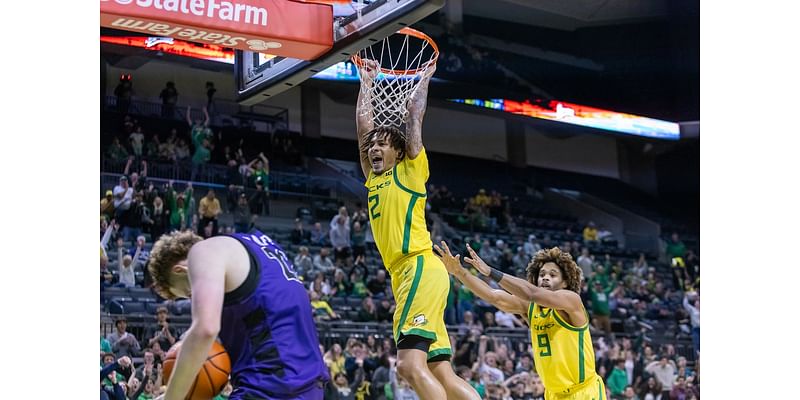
left=313, top=247, right=335, bottom=275
left=113, top=176, right=134, bottom=220
left=576, top=248, right=594, bottom=281
left=494, top=310, right=524, bottom=328
left=329, top=207, right=352, bottom=267
left=523, top=234, right=541, bottom=258
left=293, top=246, right=314, bottom=279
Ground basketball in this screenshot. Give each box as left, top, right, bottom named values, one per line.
left=163, top=341, right=231, bottom=400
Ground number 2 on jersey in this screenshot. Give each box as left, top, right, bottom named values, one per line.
left=368, top=194, right=381, bottom=219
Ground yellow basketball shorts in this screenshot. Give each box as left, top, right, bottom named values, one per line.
left=390, top=252, right=451, bottom=361
left=545, top=375, right=606, bottom=400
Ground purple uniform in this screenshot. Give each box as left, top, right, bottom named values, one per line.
left=220, top=230, right=329, bottom=399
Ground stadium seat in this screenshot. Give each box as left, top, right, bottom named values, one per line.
left=103, top=286, right=128, bottom=298
left=329, top=297, right=346, bottom=309
left=129, top=287, right=154, bottom=297
left=124, top=302, right=146, bottom=314
left=145, top=302, right=163, bottom=314
left=107, top=300, right=125, bottom=314
left=170, top=300, right=192, bottom=316
left=136, top=296, right=157, bottom=303
left=347, top=298, right=363, bottom=310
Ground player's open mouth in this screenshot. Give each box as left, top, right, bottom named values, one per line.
left=371, top=156, right=383, bottom=166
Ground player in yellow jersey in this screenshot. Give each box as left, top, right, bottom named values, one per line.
left=434, top=242, right=606, bottom=400
left=355, top=59, right=479, bottom=400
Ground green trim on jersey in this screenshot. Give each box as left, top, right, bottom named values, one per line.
left=392, top=164, right=427, bottom=197
left=401, top=195, right=420, bottom=254
left=428, top=348, right=452, bottom=360
left=552, top=309, right=589, bottom=332
left=578, top=330, right=585, bottom=382
left=403, top=328, right=436, bottom=342
left=395, top=256, right=424, bottom=338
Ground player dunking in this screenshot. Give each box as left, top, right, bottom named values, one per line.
left=147, top=230, right=329, bottom=400
left=355, top=60, right=479, bottom=399
left=433, top=242, right=606, bottom=400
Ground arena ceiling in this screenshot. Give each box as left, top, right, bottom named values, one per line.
left=451, top=0, right=699, bottom=122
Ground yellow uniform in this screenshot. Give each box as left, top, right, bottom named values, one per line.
left=528, top=303, right=606, bottom=400
left=365, top=148, right=451, bottom=360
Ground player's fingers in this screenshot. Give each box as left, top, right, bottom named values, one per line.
left=433, top=244, right=443, bottom=257
left=463, top=256, right=474, bottom=265
left=436, top=243, right=448, bottom=256
left=442, top=241, right=452, bottom=255
left=434, top=241, right=451, bottom=256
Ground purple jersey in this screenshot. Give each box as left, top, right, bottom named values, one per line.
left=220, top=230, right=328, bottom=399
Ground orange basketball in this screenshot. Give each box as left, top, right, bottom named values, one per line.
left=162, top=341, right=231, bottom=400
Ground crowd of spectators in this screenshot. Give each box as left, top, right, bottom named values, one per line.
left=102, top=51, right=699, bottom=399
left=107, top=74, right=302, bottom=165
left=102, top=162, right=699, bottom=399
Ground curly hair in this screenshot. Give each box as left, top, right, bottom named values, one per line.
left=360, top=126, right=406, bottom=161
left=525, top=247, right=582, bottom=294
left=147, top=230, right=203, bottom=300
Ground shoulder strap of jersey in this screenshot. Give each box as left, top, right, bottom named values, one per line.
left=222, top=234, right=261, bottom=306
left=528, top=302, right=535, bottom=322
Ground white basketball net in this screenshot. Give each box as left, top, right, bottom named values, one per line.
left=354, top=29, right=438, bottom=128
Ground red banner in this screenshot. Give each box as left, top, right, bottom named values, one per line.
left=100, top=0, right=333, bottom=60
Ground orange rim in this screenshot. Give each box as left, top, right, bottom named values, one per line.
left=351, top=27, right=439, bottom=76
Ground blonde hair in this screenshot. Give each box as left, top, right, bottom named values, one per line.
left=148, top=230, right=203, bottom=299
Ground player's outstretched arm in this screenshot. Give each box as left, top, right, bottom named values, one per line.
left=463, top=244, right=584, bottom=319
left=162, top=239, right=227, bottom=400
left=404, top=63, right=436, bottom=160
left=434, top=241, right=527, bottom=315
left=355, top=59, right=379, bottom=179
left=185, top=105, right=193, bottom=126
left=124, top=155, right=134, bottom=176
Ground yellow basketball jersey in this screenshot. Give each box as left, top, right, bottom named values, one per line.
left=364, top=147, right=432, bottom=273
left=528, top=302, right=598, bottom=395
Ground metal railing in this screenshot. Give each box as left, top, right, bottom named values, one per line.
left=104, top=95, right=288, bottom=132
left=100, top=314, right=531, bottom=349
left=101, top=159, right=353, bottom=202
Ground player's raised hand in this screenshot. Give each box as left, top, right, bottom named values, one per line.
left=464, top=244, right=491, bottom=276
left=433, top=241, right=465, bottom=277
left=359, top=58, right=380, bottom=83
left=421, top=61, right=436, bottom=81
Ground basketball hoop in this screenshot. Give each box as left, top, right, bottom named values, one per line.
left=353, top=27, right=439, bottom=128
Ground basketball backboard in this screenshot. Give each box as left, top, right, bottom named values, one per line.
left=234, top=0, right=444, bottom=105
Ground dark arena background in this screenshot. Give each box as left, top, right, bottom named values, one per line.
left=100, top=1, right=699, bottom=399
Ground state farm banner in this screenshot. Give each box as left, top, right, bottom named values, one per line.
left=100, top=0, right=333, bottom=60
